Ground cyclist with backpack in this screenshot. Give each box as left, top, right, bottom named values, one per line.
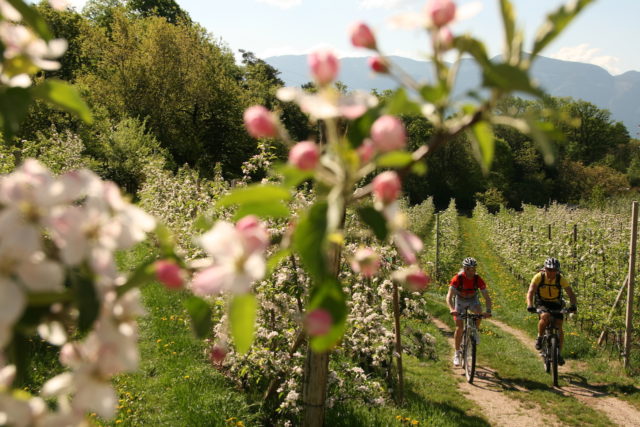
left=526, top=257, right=577, bottom=365
left=447, top=257, right=493, bottom=367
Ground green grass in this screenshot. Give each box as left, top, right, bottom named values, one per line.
left=325, top=318, right=488, bottom=427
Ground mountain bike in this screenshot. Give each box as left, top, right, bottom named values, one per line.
left=535, top=307, right=569, bottom=387
left=460, top=309, right=484, bottom=384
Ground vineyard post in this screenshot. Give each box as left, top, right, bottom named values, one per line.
left=392, top=279, right=404, bottom=404
left=624, top=201, right=638, bottom=369
left=548, top=224, right=551, bottom=240
left=435, top=212, right=440, bottom=282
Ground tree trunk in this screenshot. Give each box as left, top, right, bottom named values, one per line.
left=302, top=349, right=330, bottom=426
left=392, top=280, right=404, bottom=404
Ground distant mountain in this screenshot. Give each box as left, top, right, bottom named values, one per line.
left=265, top=55, right=640, bottom=137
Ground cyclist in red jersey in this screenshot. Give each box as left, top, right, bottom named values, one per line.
left=447, top=257, right=493, bottom=366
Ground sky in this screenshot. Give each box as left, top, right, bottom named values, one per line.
left=66, top=0, right=639, bottom=76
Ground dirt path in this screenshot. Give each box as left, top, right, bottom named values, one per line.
left=488, top=318, right=640, bottom=427
left=430, top=317, right=562, bottom=427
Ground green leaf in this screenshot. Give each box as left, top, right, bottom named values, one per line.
left=30, top=80, right=93, bottom=124
left=531, top=0, right=594, bottom=58
left=267, top=249, right=292, bottom=275
left=273, top=164, right=314, bottom=188
left=154, top=223, right=177, bottom=257
left=233, top=202, right=290, bottom=220
left=346, top=106, right=381, bottom=148
left=184, top=296, right=213, bottom=339
left=454, top=36, right=491, bottom=68
left=469, top=121, right=495, bottom=173
left=376, top=151, right=413, bottom=168
left=193, top=214, right=214, bottom=232
left=482, top=63, right=543, bottom=97
left=385, top=88, right=422, bottom=115
left=499, top=0, right=516, bottom=60
left=419, top=84, right=447, bottom=105
left=6, top=0, right=52, bottom=40
left=116, top=257, right=157, bottom=297
left=293, top=201, right=328, bottom=282
left=357, top=206, right=388, bottom=242
left=0, top=87, right=31, bottom=139
left=218, top=184, right=291, bottom=207
left=230, top=294, right=257, bottom=353
left=308, top=277, right=348, bottom=352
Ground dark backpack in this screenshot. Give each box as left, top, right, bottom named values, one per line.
left=456, top=273, right=479, bottom=297
left=535, top=271, right=562, bottom=304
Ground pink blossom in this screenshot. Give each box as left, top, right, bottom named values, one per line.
left=305, top=308, right=333, bottom=336
left=425, top=0, right=456, bottom=27
left=349, top=21, right=376, bottom=49
left=243, top=105, right=278, bottom=139
left=394, top=230, right=424, bottom=264
left=351, top=248, right=381, bottom=277
left=235, top=215, right=270, bottom=253
left=308, top=49, right=339, bottom=85
left=289, top=141, right=320, bottom=171
left=154, top=259, right=184, bottom=290
left=370, top=115, right=406, bottom=152
left=393, top=266, right=431, bottom=291
left=192, top=221, right=267, bottom=295
left=368, top=56, right=389, bottom=74
left=357, top=139, right=376, bottom=164
left=372, top=171, right=402, bottom=204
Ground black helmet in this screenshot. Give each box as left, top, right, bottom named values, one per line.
left=462, top=257, right=477, bottom=268
left=544, top=257, right=560, bottom=270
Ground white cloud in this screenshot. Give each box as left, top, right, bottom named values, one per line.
left=256, top=0, right=302, bottom=10
left=359, top=0, right=407, bottom=9
left=550, top=44, right=621, bottom=75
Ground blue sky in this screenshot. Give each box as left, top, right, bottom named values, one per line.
left=67, top=0, right=638, bottom=75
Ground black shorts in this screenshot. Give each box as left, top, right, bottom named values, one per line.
left=537, top=301, right=564, bottom=320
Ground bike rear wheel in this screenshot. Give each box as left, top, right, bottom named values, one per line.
left=464, top=329, right=476, bottom=383
left=551, top=335, right=559, bottom=386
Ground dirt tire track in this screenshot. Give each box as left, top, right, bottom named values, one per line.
left=488, top=318, right=640, bottom=427
left=430, top=317, right=562, bottom=427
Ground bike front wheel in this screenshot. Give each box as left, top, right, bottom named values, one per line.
left=551, top=335, right=559, bottom=386
left=464, top=330, right=476, bottom=383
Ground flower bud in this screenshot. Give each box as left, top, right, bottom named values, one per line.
left=305, top=308, right=332, bottom=336
left=289, top=141, right=320, bottom=171
left=371, top=115, right=406, bottom=152
left=154, top=259, right=184, bottom=290
left=308, top=49, right=340, bottom=86
left=368, top=56, right=389, bottom=74
left=349, top=21, right=377, bottom=49
left=425, top=0, right=456, bottom=28
left=236, top=215, right=269, bottom=253
left=357, top=138, right=376, bottom=164
left=243, top=105, right=278, bottom=138
left=437, top=26, right=454, bottom=50
left=210, top=344, right=227, bottom=364
left=372, top=171, right=402, bottom=204
left=351, top=247, right=381, bottom=277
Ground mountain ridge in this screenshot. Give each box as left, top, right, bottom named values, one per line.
left=265, top=54, right=639, bottom=136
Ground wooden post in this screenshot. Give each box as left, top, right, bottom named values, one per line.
left=624, top=201, right=638, bottom=369
left=392, top=280, right=404, bottom=404
left=597, top=275, right=629, bottom=346
left=435, top=213, right=440, bottom=282
left=548, top=224, right=551, bottom=240
left=302, top=218, right=345, bottom=426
